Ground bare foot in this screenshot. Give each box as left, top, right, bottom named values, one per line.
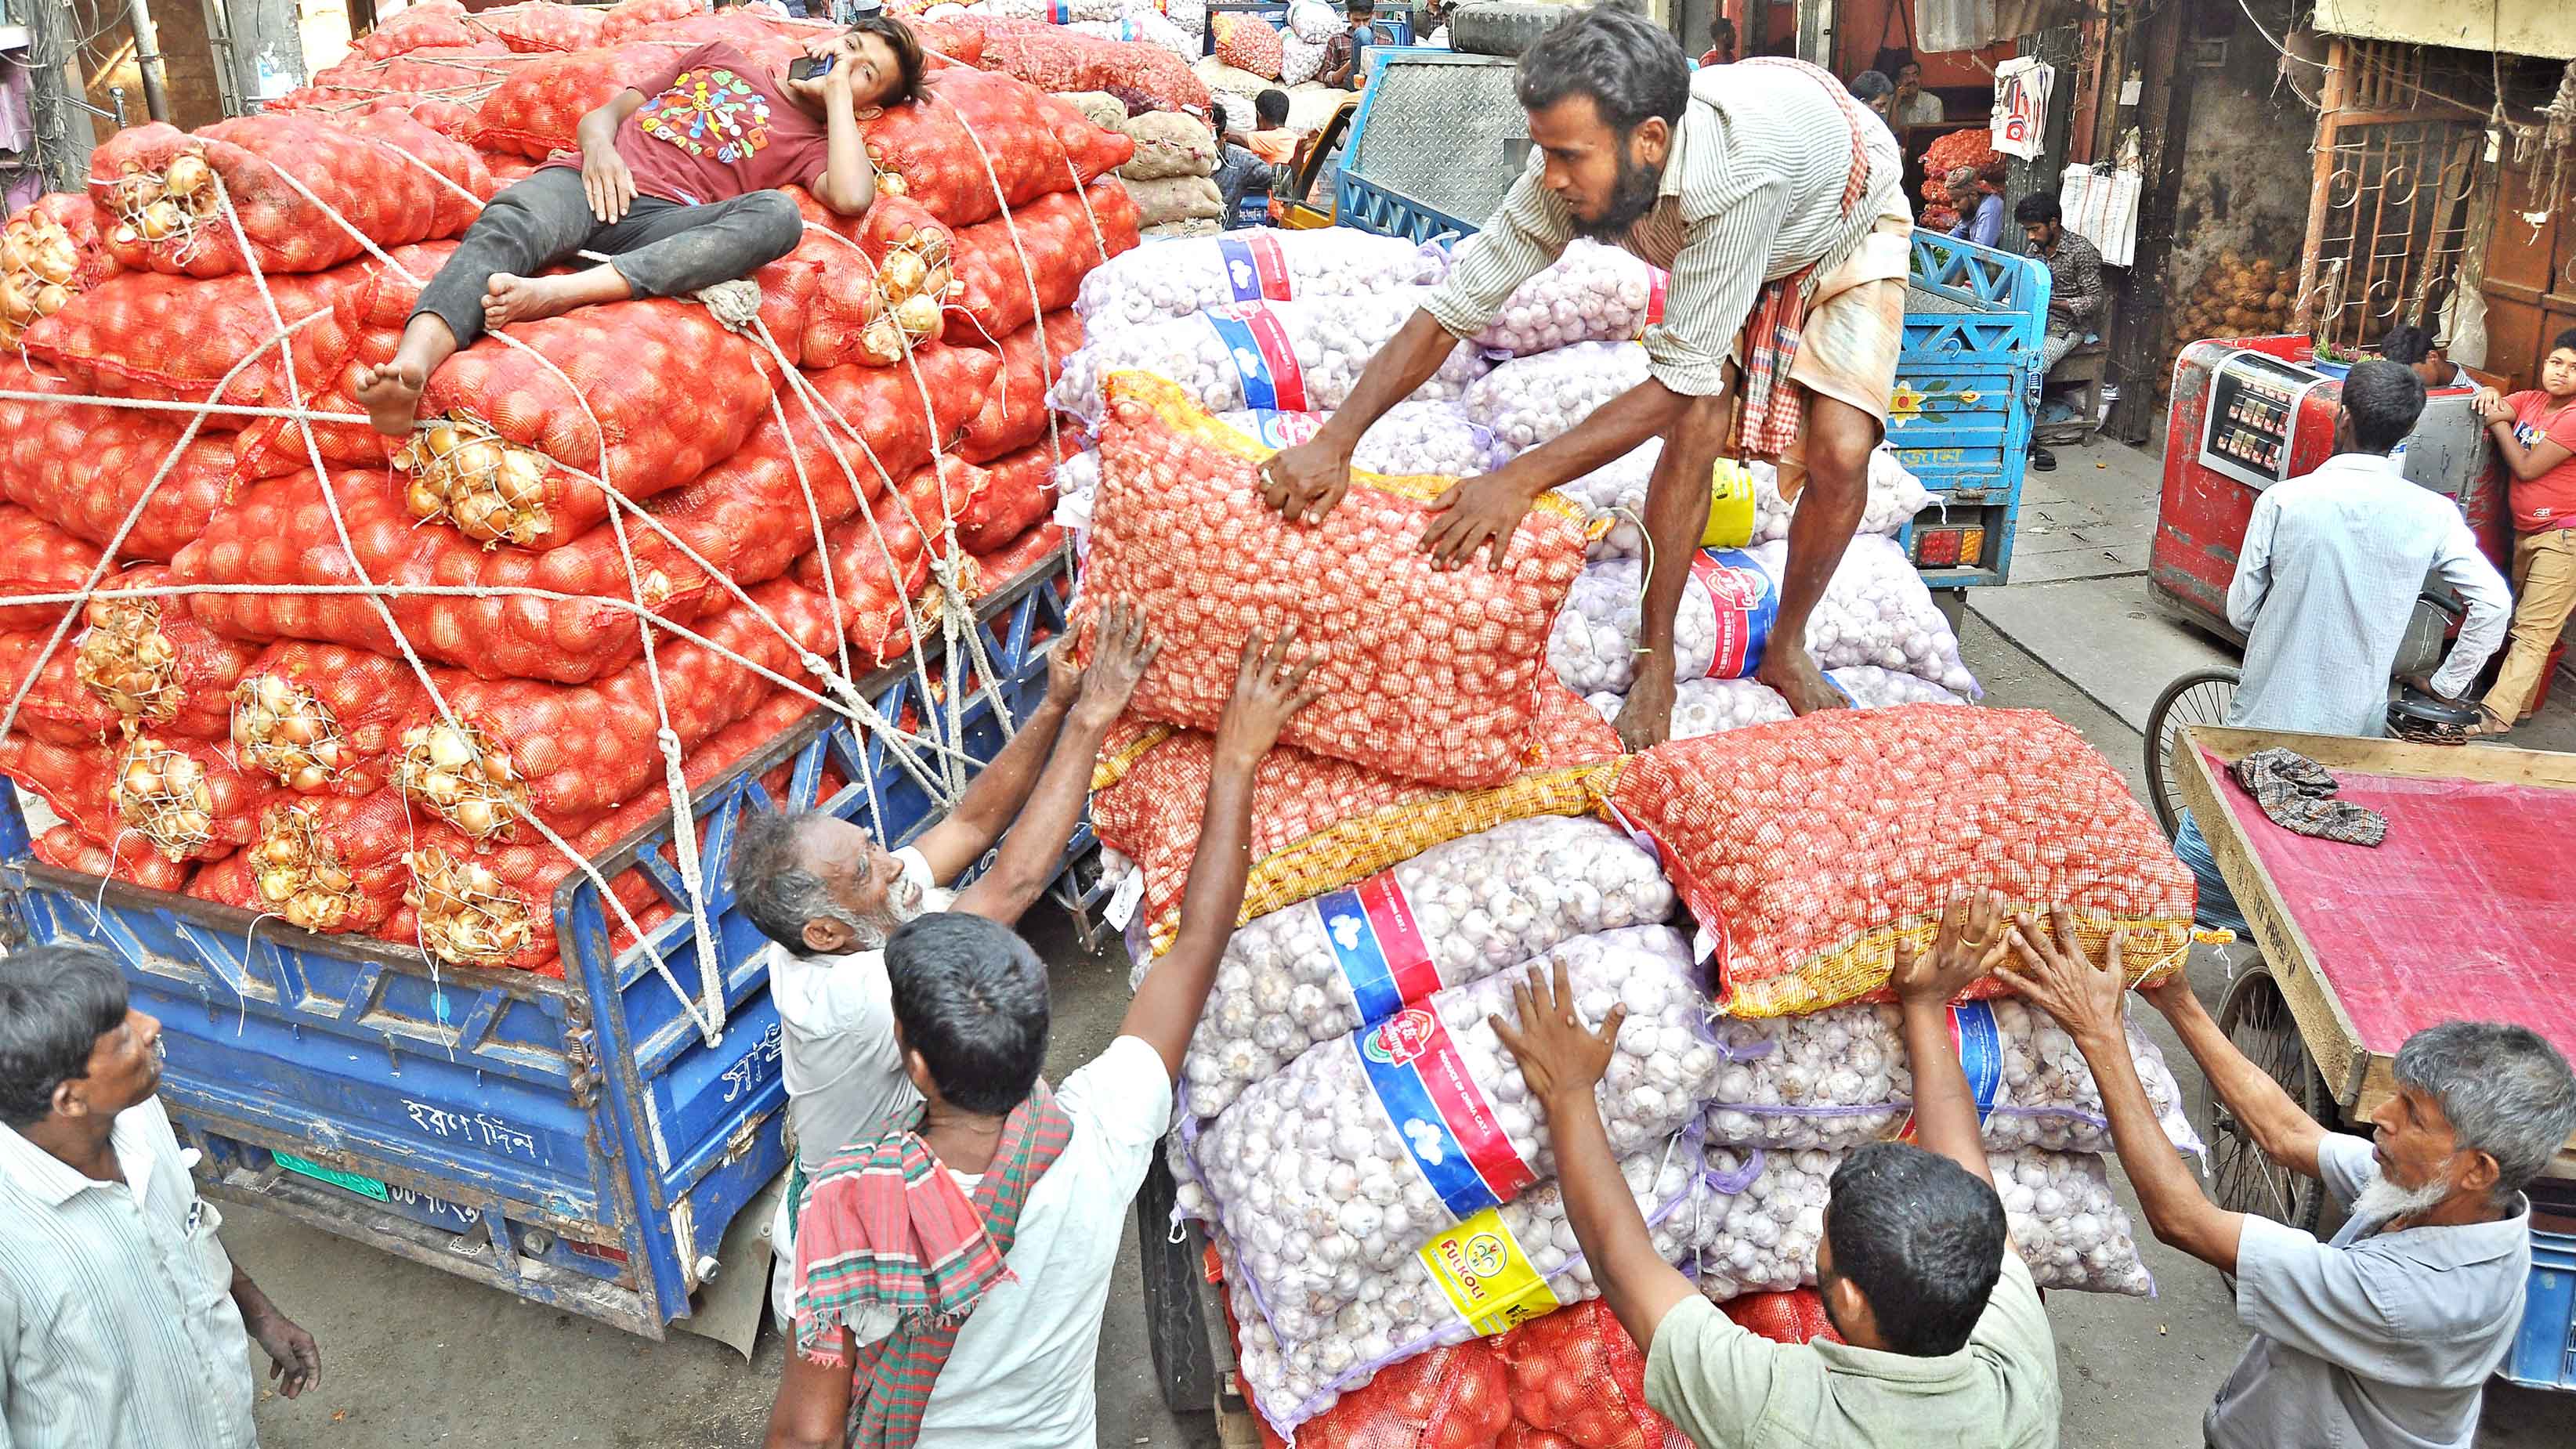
left=1759, top=650, right=1851, bottom=717
left=481, top=273, right=592, bottom=331
left=352, top=359, right=427, bottom=438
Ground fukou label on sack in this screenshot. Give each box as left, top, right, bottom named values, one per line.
left=1417, top=1207, right=1563, bottom=1335
left=1896, top=1002, right=2007, bottom=1140
left=1235, top=407, right=1326, bottom=452
left=1689, top=547, right=1778, bottom=678
left=1217, top=233, right=1295, bottom=303
left=1205, top=304, right=1311, bottom=412
left=1355, top=1006, right=1536, bottom=1220
left=1313, top=873, right=1440, bottom=1024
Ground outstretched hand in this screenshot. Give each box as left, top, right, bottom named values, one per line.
left=1213, top=624, right=1322, bottom=765
left=1067, top=600, right=1160, bottom=724
left=1420, top=472, right=1536, bottom=571
left=1490, top=955, right=1624, bottom=1111
left=1996, top=905, right=2130, bottom=1045
left=1890, top=889, right=2011, bottom=1006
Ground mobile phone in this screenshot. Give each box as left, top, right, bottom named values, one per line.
left=790, top=54, right=837, bottom=81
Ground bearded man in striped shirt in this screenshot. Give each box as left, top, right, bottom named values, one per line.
left=1261, top=5, right=1912, bottom=740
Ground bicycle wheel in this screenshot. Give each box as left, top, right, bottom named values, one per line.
left=2208, top=968, right=2333, bottom=1292
left=2144, top=667, right=2241, bottom=840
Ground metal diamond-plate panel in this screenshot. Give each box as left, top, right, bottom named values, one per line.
left=1348, top=55, right=1529, bottom=231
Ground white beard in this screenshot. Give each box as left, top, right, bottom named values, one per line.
left=2351, top=1168, right=2453, bottom=1227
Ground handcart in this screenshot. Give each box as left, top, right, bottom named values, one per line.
left=2176, top=724, right=2576, bottom=1391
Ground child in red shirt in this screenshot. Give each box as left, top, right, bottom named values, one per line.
left=2472, top=328, right=2576, bottom=730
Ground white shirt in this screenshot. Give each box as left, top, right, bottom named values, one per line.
left=0, top=1097, right=257, bottom=1449
left=846, top=1035, right=1175, bottom=1448
left=768, top=847, right=951, bottom=1323
left=2225, top=452, right=2512, bottom=737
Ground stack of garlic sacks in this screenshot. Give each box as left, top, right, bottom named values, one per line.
left=1062, top=226, right=2196, bottom=1444
left=0, top=0, right=1149, bottom=976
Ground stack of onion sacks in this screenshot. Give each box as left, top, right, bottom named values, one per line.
left=0, top=202, right=93, bottom=345
left=72, top=570, right=255, bottom=739
left=102, top=149, right=223, bottom=258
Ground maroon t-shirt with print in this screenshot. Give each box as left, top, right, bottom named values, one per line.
left=544, top=42, right=830, bottom=208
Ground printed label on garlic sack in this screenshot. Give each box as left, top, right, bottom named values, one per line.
left=1417, top=1208, right=1562, bottom=1335
left=1217, top=233, right=1295, bottom=303
left=1688, top=547, right=1777, bottom=678
left=1313, top=873, right=1442, bottom=1025
left=1203, top=304, right=1312, bottom=412
left=1355, top=1006, right=1536, bottom=1220
left=1896, top=1002, right=2007, bottom=1140
left=1234, top=407, right=1326, bottom=452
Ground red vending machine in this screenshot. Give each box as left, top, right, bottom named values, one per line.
left=2151, top=335, right=2509, bottom=638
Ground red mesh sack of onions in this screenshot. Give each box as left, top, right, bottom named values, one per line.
left=333, top=109, right=501, bottom=222
left=295, top=45, right=526, bottom=108
left=783, top=341, right=1004, bottom=500
left=0, top=363, right=241, bottom=558
left=471, top=44, right=675, bottom=158
left=0, top=632, right=122, bottom=747
left=859, top=67, right=1131, bottom=228
left=1496, top=1302, right=1681, bottom=1449
left=1239, top=1335, right=1511, bottom=1449
left=354, top=5, right=476, bottom=60
left=67, top=568, right=258, bottom=741
left=626, top=11, right=809, bottom=69
left=1720, top=1288, right=1839, bottom=1345
left=1090, top=684, right=1619, bottom=957
left=1213, top=13, right=1286, bottom=78
left=778, top=192, right=959, bottom=370
left=110, top=733, right=277, bottom=862
left=88, top=115, right=475, bottom=278
left=24, top=262, right=378, bottom=417
left=494, top=2, right=611, bottom=52
left=959, top=310, right=1081, bottom=462
left=595, top=0, right=705, bottom=42
left=0, top=734, right=119, bottom=841
left=1605, top=704, right=2199, bottom=1018
left=390, top=576, right=839, bottom=841
left=390, top=296, right=781, bottom=549
left=957, top=439, right=1066, bottom=556
left=1080, top=372, right=1589, bottom=790
left=170, top=468, right=724, bottom=684
left=0, top=505, right=105, bottom=633
left=230, top=642, right=430, bottom=796
left=946, top=181, right=1138, bottom=341
left=964, top=20, right=1210, bottom=113
left=35, top=822, right=195, bottom=891
left=964, top=523, right=1065, bottom=597
left=233, top=789, right=430, bottom=933
left=0, top=193, right=116, bottom=345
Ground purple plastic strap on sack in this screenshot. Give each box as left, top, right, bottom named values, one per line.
left=1702, top=1147, right=1765, bottom=1197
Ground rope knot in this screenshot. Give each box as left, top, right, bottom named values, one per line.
left=693, top=278, right=765, bottom=332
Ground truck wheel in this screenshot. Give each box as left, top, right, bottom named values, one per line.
left=1135, top=1144, right=1218, bottom=1415
left=1449, top=1, right=1574, bottom=58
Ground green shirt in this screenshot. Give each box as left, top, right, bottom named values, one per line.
left=1644, top=1251, right=2060, bottom=1449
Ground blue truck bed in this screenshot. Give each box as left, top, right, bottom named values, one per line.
left=0, top=552, right=1091, bottom=1336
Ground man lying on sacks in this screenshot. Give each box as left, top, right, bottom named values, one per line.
left=727, top=603, right=1156, bottom=1341
left=760, top=628, right=1322, bottom=1449
left=1501, top=892, right=2063, bottom=1447
left=2003, top=911, right=2576, bottom=1449
left=1261, top=5, right=1912, bottom=739
left=354, top=16, right=925, bottom=436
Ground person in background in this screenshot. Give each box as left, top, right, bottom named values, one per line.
left=1945, top=160, right=2006, bottom=249
left=2001, top=908, right=2576, bottom=1449
left=2375, top=321, right=2471, bottom=390
left=2017, top=192, right=2103, bottom=472
left=1321, top=0, right=1377, bottom=90
left=0, top=945, right=324, bottom=1448
left=2176, top=361, right=2509, bottom=930
left=1877, top=49, right=1944, bottom=128
left=2469, top=327, right=2576, bottom=735
left=1210, top=101, right=1277, bottom=230
left=1246, top=88, right=1301, bottom=165
left=731, top=603, right=1158, bottom=1332
left=759, top=629, right=1319, bottom=1449
left=1847, top=68, right=1894, bottom=118
left=1699, top=15, right=1737, bottom=67
left=353, top=20, right=923, bottom=437
left=1498, top=892, right=2060, bottom=1445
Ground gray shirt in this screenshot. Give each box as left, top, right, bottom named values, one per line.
left=2225, top=451, right=2513, bottom=737
left=2208, top=1133, right=2533, bottom=1449
left=0, top=1097, right=258, bottom=1449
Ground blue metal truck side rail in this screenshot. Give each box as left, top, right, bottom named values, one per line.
left=0, top=552, right=1085, bottom=1337
left=1890, top=230, right=2051, bottom=588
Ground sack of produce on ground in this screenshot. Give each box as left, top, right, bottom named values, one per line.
left=66, top=568, right=258, bottom=741
left=1163, top=815, right=1674, bottom=1122
left=1606, top=705, right=2198, bottom=1017
left=946, top=180, right=1139, bottom=338
left=1686, top=1144, right=2153, bottom=1299
left=1464, top=240, right=1664, bottom=358
left=36, top=821, right=194, bottom=891
left=859, top=66, right=1131, bottom=228
left=111, top=732, right=277, bottom=862
left=1118, top=175, right=1222, bottom=228
left=89, top=115, right=478, bottom=277
left=1080, top=373, right=1586, bottom=788
left=290, top=45, right=526, bottom=113
left=392, top=296, right=781, bottom=548
left=963, top=18, right=1213, bottom=113
left=1227, top=1145, right=1704, bottom=1438
left=1091, top=683, right=1620, bottom=957
left=391, top=576, right=839, bottom=841
left=0, top=506, right=105, bottom=634
left=960, top=311, right=1082, bottom=461
left=1213, top=13, right=1286, bottom=78
left=626, top=10, right=812, bottom=69
left=1075, top=228, right=1445, bottom=327
left=471, top=44, right=675, bottom=158
left=1549, top=537, right=1977, bottom=698
left=1213, top=400, right=1510, bottom=479
left=494, top=3, right=611, bottom=53
left=1280, top=31, right=1328, bottom=88
left=1552, top=443, right=1936, bottom=561
left=230, top=641, right=430, bottom=797
left=1055, top=289, right=1489, bottom=419
left=1113, top=108, right=1217, bottom=179
left=1587, top=666, right=1964, bottom=742
left=1461, top=342, right=1651, bottom=453
left=331, top=108, right=501, bottom=222
left=1702, top=999, right=2204, bottom=1158
left=0, top=193, right=117, bottom=345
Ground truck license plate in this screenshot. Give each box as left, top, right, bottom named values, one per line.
left=273, top=1151, right=390, bottom=1202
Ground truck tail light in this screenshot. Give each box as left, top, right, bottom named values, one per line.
left=1912, top=524, right=1985, bottom=569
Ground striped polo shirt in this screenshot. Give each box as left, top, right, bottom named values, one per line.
left=0, top=1097, right=259, bottom=1448
left=1425, top=60, right=1906, bottom=399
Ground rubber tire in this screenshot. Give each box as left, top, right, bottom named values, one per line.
left=1135, top=1144, right=1218, bottom=1415
left=1448, top=1, right=1572, bottom=58
left=2143, top=666, right=2241, bottom=840
left=2208, top=968, right=2334, bottom=1291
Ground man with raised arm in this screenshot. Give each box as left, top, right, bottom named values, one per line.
left=759, top=627, right=1319, bottom=1449
left=2002, top=907, right=2576, bottom=1449
left=1493, top=893, right=2061, bottom=1446
left=1260, top=5, right=1910, bottom=741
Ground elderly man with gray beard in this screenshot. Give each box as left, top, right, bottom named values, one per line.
left=731, top=602, right=1159, bottom=1330
left=2003, top=907, right=2576, bottom=1449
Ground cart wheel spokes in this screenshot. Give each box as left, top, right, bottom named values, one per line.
left=2209, top=968, right=2332, bottom=1281
left=2145, top=667, right=2241, bottom=840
